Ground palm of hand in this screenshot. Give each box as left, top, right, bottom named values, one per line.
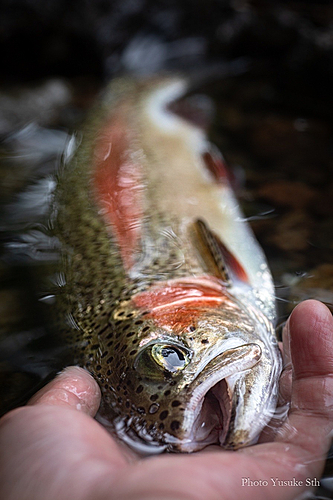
left=0, top=300, right=332, bottom=500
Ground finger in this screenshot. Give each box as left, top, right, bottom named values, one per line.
left=28, top=366, right=101, bottom=417
left=0, top=405, right=129, bottom=500
left=276, top=300, right=333, bottom=466
left=289, top=300, right=333, bottom=380
left=0, top=363, right=130, bottom=500
left=232, top=301, right=333, bottom=500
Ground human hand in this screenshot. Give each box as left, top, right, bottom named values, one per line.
left=0, top=299, right=332, bottom=500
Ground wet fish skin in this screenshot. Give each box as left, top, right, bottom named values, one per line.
left=50, top=76, right=282, bottom=452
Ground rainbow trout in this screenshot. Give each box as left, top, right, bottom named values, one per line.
left=52, top=77, right=282, bottom=452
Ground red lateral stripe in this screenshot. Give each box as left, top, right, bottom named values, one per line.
left=133, top=280, right=225, bottom=310
left=145, top=302, right=226, bottom=332
left=93, top=106, right=143, bottom=270
left=133, top=277, right=229, bottom=331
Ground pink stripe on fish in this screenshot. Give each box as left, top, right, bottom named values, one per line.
left=133, top=276, right=229, bottom=332
left=93, top=105, right=144, bottom=270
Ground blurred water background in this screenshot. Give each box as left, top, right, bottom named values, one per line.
left=0, top=1, right=333, bottom=497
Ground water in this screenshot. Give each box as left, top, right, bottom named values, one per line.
left=0, top=1, right=333, bottom=498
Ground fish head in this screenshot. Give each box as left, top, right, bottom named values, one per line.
left=103, top=282, right=281, bottom=453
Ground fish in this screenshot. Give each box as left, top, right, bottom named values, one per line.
left=50, top=76, right=282, bottom=453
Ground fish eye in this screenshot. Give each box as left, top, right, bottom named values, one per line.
left=151, top=344, right=189, bottom=374
left=134, top=343, right=190, bottom=379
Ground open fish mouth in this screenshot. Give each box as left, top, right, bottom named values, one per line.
left=163, top=342, right=263, bottom=452
left=113, top=375, right=233, bottom=454
left=184, top=377, right=232, bottom=451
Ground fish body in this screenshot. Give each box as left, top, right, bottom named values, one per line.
left=52, top=77, right=282, bottom=452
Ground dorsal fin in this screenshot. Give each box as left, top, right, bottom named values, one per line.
left=192, top=219, right=249, bottom=284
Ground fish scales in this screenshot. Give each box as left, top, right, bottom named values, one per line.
left=51, top=76, right=282, bottom=453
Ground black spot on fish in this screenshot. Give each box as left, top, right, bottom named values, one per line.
left=201, top=339, right=209, bottom=344
left=97, top=325, right=109, bottom=335
left=160, top=410, right=168, bottom=420
left=170, top=420, right=180, bottom=431
left=129, top=349, right=137, bottom=356
left=150, top=394, right=158, bottom=402
left=107, top=356, right=113, bottom=363
left=171, top=400, right=181, bottom=407
left=164, top=390, right=171, bottom=396
left=136, top=385, right=144, bottom=394
left=159, top=423, right=164, bottom=430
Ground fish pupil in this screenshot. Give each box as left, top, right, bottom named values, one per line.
left=161, top=347, right=185, bottom=371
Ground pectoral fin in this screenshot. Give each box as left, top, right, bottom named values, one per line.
left=191, top=218, right=249, bottom=284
